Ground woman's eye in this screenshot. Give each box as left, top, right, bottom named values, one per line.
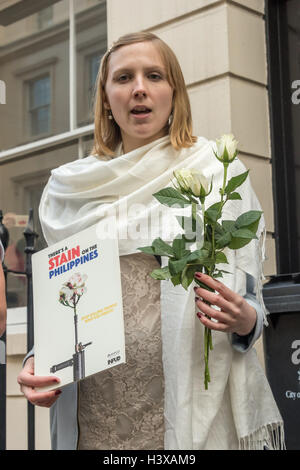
left=117, top=74, right=130, bottom=82
left=148, top=73, right=162, bottom=80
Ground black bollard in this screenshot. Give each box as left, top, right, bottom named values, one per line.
left=23, top=209, right=38, bottom=450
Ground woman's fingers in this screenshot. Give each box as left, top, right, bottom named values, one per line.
left=195, top=297, right=233, bottom=323
left=194, top=272, right=242, bottom=333
left=194, top=272, right=244, bottom=315
left=197, top=311, right=230, bottom=332
left=194, top=286, right=238, bottom=316
left=17, top=355, right=61, bottom=407
left=195, top=297, right=234, bottom=332
left=17, top=356, right=60, bottom=389
left=194, top=272, right=257, bottom=335
left=194, top=272, right=237, bottom=303
left=21, top=384, right=61, bottom=407
left=18, top=371, right=60, bottom=388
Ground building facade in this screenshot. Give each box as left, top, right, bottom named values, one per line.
left=0, top=0, right=299, bottom=450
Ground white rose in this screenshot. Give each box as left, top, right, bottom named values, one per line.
left=174, top=168, right=211, bottom=198
left=190, top=169, right=210, bottom=195
left=215, top=134, right=238, bottom=163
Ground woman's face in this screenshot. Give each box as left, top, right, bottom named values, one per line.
left=104, top=41, right=174, bottom=153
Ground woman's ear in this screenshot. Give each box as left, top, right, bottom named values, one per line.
left=103, top=91, right=110, bottom=111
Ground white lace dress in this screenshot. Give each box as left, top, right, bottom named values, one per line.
left=77, top=253, right=164, bottom=450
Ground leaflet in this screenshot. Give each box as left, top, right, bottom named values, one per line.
left=32, top=219, right=125, bottom=391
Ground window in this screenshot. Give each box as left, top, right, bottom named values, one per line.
left=87, top=52, right=101, bottom=111
left=37, top=6, right=53, bottom=30
left=89, top=53, right=100, bottom=89
left=28, top=75, right=51, bottom=136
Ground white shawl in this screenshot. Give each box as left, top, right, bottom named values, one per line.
left=40, top=135, right=284, bottom=450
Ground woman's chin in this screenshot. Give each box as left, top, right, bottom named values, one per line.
left=121, top=128, right=168, bottom=151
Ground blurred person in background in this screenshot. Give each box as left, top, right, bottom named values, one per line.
left=0, top=239, right=6, bottom=337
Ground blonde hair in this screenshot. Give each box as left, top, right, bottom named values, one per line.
left=92, top=31, right=197, bottom=157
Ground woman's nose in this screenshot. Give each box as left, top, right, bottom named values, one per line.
left=134, top=89, right=146, bottom=98
left=132, top=76, right=147, bottom=97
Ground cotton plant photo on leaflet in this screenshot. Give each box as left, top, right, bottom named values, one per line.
left=59, top=272, right=88, bottom=347
left=138, top=134, right=263, bottom=390
left=59, top=272, right=88, bottom=311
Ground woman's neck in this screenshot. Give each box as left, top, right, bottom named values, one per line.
left=121, top=128, right=169, bottom=154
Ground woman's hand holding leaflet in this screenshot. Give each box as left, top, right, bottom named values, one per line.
left=17, top=356, right=61, bottom=408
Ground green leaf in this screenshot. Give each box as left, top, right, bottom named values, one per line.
left=172, top=237, right=188, bottom=259
left=153, top=187, right=190, bottom=208
left=171, top=273, right=182, bottom=286
left=181, top=268, right=190, bottom=290
left=139, top=238, right=174, bottom=257
left=181, top=265, right=201, bottom=290
left=228, top=238, right=253, bottom=249
left=214, top=222, right=225, bottom=236
left=205, top=202, right=222, bottom=223
left=203, top=241, right=212, bottom=251
left=150, top=266, right=171, bottom=280
left=138, top=245, right=155, bottom=255
left=215, top=232, right=232, bottom=249
left=168, top=255, right=190, bottom=275
left=227, top=192, right=242, bottom=200
left=187, top=249, right=210, bottom=263
left=215, top=251, right=229, bottom=264
left=246, top=218, right=261, bottom=235
left=228, top=229, right=257, bottom=249
left=222, top=220, right=236, bottom=232
left=152, top=238, right=174, bottom=256
left=231, top=228, right=257, bottom=239
left=225, top=170, right=249, bottom=194
left=235, top=210, right=262, bottom=229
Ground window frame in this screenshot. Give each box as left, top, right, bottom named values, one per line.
left=18, top=60, right=56, bottom=142
left=0, top=0, right=107, bottom=161
left=76, top=33, right=106, bottom=126
left=27, top=73, right=52, bottom=138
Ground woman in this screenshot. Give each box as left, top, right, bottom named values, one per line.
left=18, top=32, right=284, bottom=450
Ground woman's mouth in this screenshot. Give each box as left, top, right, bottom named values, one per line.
left=130, top=106, right=152, bottom=118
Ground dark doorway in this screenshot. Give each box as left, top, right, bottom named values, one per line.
left=266, top=0, right=300, bottom=274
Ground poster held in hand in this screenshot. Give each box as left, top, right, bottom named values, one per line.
left=32, top=218, right=125, bottom=391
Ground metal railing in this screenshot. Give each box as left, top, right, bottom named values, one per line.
left=0, top=208, right=38, bottom=450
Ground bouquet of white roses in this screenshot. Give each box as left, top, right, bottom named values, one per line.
left=138, top=134, right=262, bottom=389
